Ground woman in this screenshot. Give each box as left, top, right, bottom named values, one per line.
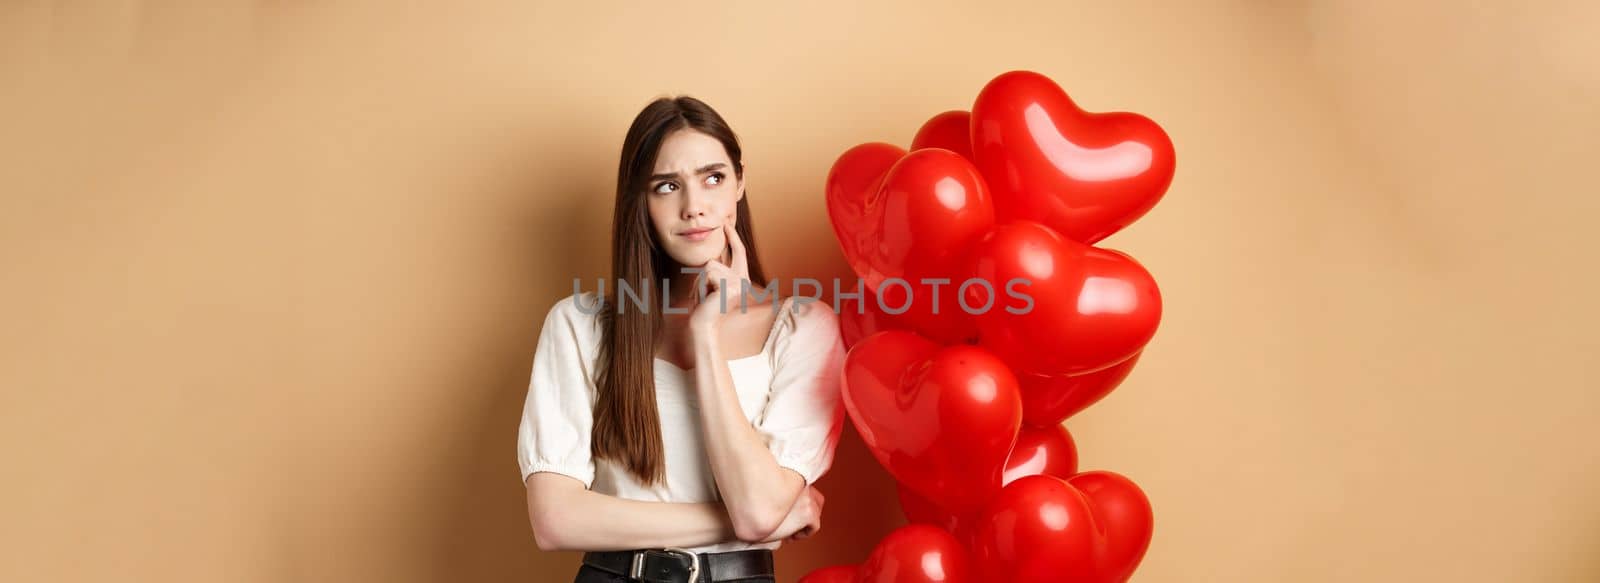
left=517, top=96, right=847, bottom=583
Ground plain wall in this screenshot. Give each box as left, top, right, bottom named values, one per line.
left=2, top=1, right=1595, bottom=581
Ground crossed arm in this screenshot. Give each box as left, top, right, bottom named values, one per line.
left=525, top=472, right=735, bottom=551
left=524, top=471, right=815, bottom=551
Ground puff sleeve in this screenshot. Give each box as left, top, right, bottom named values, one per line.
left=516, top=294, right=600, bottom=488
left=754, top=299, right=848, bottom=485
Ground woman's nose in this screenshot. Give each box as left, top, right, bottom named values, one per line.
left=679, top=186, right=710, bottom=220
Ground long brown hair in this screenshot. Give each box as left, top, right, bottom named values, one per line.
left=592, top=96, right=768, bottom=485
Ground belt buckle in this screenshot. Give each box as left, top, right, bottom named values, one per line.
left=629, top=547, right=701, bottom=583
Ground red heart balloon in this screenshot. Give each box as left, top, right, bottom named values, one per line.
left=971, top=70, right=1176, bottom=244
left=1069, top=471, right=1154, bottom=583
left=967, top=221, right=1161, bottom=377
left=970, top=475, right=1100, bottom=582
left=826, top=142, right=905, bottom=287
left=826, top=146, right=994, bottom=344
left=843, top=330, right=1022, bottom=518
left=1018, top=351, right=1142, bottom=427
left=860, top=524, right=971, bottom=583
left=897, top=424, right=1079, bottom=534
left=911, top=110, right=973, bottom=161
left=799, top=564, right=861, bottom=583
left=1002, top=424, right=1079, bottom=486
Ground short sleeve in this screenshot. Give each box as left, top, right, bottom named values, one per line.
left=755, top=298, right=848, bottom=485
left=516, top=294, right=600, bottom=488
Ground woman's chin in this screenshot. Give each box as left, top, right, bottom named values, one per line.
left=666, top=250, right=715, bottom=269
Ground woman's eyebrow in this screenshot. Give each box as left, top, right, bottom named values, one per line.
left=649, top=163, right=727, bottom=182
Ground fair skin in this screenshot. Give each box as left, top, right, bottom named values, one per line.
left=525, top=129, right=824, bottom=552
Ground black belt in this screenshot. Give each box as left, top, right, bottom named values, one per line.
left=581, top=548, right=774, bottom=583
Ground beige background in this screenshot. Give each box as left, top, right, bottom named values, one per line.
left=2, top=1, right=1596, bottom=581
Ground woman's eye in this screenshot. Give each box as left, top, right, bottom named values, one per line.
left=653, top=182, right=677, bottom=194
left=706, top=173, right=724, bottom=186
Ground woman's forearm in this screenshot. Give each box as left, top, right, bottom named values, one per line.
left=690, top=332, right=805, bottom=542
left=527, top=475, right=737, bottom=551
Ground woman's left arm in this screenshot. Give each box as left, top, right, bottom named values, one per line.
left=690, top=328, right=806, bottom=543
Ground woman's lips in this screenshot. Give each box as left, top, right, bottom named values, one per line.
left=679, top=226, right=717, bottom=242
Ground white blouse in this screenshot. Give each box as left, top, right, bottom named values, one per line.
left=516, top=291, right=847, bottom=553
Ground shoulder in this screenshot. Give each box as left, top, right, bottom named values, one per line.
left=784, top=296, right=839, bottom=330
left=770, top=296, right=843, bottom=355
left=551, top=290, right=601, bottom=315
left=539, top=291, right=604, bottom=342
left=531, top=292, right=605, bottom=384
left=547, top=290, right=603, bottom=322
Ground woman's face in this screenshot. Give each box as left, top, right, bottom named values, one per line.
left=645, top=128, right=744, bottom=270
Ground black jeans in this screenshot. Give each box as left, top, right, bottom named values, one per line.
left=572, top=563, right=776, bottom=583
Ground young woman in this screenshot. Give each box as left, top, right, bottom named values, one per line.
left=517, top=96, right=847, bottom=583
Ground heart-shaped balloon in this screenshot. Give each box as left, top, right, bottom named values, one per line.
left=1018, top=351, right=1142, bottom=427
left=967, top=221, right=1161, bottom=377
left=970, top=475, right=1101, bottom=582
left=911, top=110, right=973, bottom=161
left=826, top=146, right=994, bottom=344
left=799, top=564, right=861, bottom=583
left=971, top=472, right=1155, bottom=582
left=860, top=524, right=971, bottom=583
left=971, top=70, right=1176, bottom=244
left=1002, top=423, right=1079, bottom=486
left=843, top=330, right=1022, bottom=518
left=1070, top=471, right=1154, bottom=583
left=898, top=424, right=1079, bottom=535
left=826, top=142, right=905, bottom=288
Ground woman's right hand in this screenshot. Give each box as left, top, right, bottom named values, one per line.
left=763, top=486, right=825, bottom=542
